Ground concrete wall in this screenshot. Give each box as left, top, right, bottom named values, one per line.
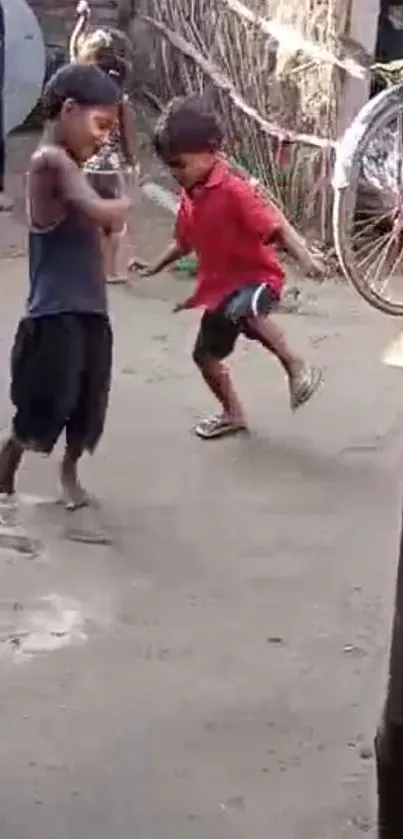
left=28, top=0, right=119, bottom=50
left=337, top=0, right=381, bottom=136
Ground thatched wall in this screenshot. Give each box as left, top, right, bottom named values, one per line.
left=129, top=0, right=365, bottom=231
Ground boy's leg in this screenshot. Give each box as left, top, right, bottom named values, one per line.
left=0, top=436, right=23, bottom=495
left=93, top=171, right=127, bottom=284
left=100, top=229, right=112, bottom=277
left=192, top=310, right=247, bottom=439
left=0, top=105, right=13, bottom=211
left=63, top=315, right=112, bottom=508
left=106, top=226, right=127, bottom=284
left=60, top=442, right=88, bottom=510
left=0, top=315, right=80, bottom=497
left=101, top=227, right=127, bottom=285
left=244, top=314, right=322, bottom=409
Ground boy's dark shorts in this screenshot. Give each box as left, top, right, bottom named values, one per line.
left=10, top=313, right=112, bottom=455
left=193, top=282, right=280, bottom=364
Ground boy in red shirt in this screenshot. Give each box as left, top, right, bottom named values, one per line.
left=130, top=97, right=323, bottom=439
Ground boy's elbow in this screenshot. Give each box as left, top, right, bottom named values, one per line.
left=262, top=222, right=283, bottom=246
left=175, top=239, right=191, bottom=257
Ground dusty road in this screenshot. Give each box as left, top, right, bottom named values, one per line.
left=1, top=164, right=403, bottom=836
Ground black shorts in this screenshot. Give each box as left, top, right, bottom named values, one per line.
left=193, top=282, right=279, bottom=363
left=10, top=313, right=112, bottom=455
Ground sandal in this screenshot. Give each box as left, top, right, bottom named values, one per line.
left=194, top=415, right=248, bottom=440
left=290, top=365, right=323, bottom=411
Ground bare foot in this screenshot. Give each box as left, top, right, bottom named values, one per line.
left=60, top=460, right=90, bottom=511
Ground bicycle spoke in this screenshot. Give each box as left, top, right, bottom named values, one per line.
left=368, top=232, right=397, bottom=290
left=353, top=211, right=393, bottom=237
left=378, top=240, right=403, bottom=296
left=355, top=234, right=390, bottom=265
left=354, top=231, right=392, bottom=270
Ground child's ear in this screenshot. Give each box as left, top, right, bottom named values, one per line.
left=61, top=98, right=76, bottom=117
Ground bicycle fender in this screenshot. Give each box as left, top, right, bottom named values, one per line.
left=333, top=85, right=403, bottom=190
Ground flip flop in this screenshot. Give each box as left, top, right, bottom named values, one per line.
left=194, top=415, right=248, bottom=440
left=106, top=275, right=128, bottom=285
left=290, top=365, right=323, bottom=411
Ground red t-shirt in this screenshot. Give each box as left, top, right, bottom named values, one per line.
left=175, top=160, right=285, bottom=311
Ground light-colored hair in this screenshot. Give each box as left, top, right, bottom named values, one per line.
left=76, top=27, right=133, bottom=90
left=77, top=27, right=132, bottom=64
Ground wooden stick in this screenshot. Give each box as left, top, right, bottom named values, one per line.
left=219, top=0, right=367, bottom=80
left=141, top=13, right=336, bottom=151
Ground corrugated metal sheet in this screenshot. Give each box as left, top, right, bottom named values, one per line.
left=3, top=0, right=45, bottom=132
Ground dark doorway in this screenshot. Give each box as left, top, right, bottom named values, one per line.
left=376, top=0, right=403, bottom=63
left=0, top=1, right=5, bottom=191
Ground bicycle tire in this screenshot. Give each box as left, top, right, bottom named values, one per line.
left=333, top=86, right=403, bottom=316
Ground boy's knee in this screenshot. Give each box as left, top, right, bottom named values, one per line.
left=192, top=346, right=221, bottom=371
left=192, top=344, right=206, bottom=369
left=243, top=316, right=262, bottom=341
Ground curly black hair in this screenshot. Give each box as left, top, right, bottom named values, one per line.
left=154, top=95, right=224, bottom=160
left=42, top=63, right=120, bottom=120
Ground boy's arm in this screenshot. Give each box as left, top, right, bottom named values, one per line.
left=129, top=194, right=193, bottom=275
left=233, top=179, right=324, bottom=275
left=274, top=207, right=322, bottom=274
left=39, top=147, right=130, bottom=227
left=129, top=241, right=186, bottom=275
left=69, top=1, right=91, bottom=60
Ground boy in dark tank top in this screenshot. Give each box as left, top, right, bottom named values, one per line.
left=0, top=63, right=129, bottom=508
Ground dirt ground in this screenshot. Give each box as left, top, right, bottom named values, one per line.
left=1, top=130, right=403, bottom=838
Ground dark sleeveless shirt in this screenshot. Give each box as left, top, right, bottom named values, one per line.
left=27, top=207, right=107, bottom=318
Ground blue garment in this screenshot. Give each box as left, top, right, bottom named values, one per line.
left=27, top=207, right=107, bottom=317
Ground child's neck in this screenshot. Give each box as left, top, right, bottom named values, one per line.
left=41, top=121, right=59, bottom=147
left=40, top=122, right=81, bottom=165
left=187, top=158, right=219, bottom=193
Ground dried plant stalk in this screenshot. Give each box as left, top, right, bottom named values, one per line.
left=134, top=0, right=351, bottom=230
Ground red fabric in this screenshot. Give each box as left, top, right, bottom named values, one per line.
left=175, top=161, right=285, bottom=311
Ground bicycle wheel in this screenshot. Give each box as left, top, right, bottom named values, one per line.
left=333, top=85, right=403, bottom=316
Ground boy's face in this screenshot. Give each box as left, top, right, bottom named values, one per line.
left=60, top=100, right=118, bottom=163
left=167, top=151, right=216, bottom=190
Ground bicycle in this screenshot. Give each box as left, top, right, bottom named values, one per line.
left=333, top=61, right=403, bottom=316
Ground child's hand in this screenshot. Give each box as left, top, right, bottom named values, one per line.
left=173, top=300, right=190, bottom=313
left=128, top=257, right=155, bottom=277
left=113, top=196, right=131, bottom=220
left=77, top=0, right=90, bottom=16
left=305, top=253, right=326, bottom=279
